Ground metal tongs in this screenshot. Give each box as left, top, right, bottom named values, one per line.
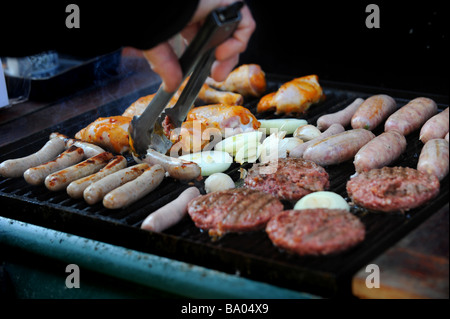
left=129, top=2, right=243, bottom=157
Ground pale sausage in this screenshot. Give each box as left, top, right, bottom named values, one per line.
left=317, top=98, right=364, bottom=131
left=0, top=138, right=66, bottom=178
left=303, top=129, right=375, bottom=166
left=417, top=138, right=449, bottom=181
left=103, top=164, right=165, bottom=209
left=351, top=94, right=397, bottom=131
left=141, top=187, right=201, bottom=232
left=354, top=130, right=407, bottom=173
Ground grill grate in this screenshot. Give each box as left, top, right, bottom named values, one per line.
left=0, top=75, right=448, bottom=297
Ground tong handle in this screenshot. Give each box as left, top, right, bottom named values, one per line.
left=178, top=1, right=243, bottom=79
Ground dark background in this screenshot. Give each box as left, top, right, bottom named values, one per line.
left=1, top=0, right=448, bottom=97
left=240, top=0, right=448, bottom=96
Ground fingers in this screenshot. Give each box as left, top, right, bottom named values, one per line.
left=142, top=43, right=183, bottom=93
left=211, top=55, right=239, bottom=82
left=215, top=3, right=256, bottom=62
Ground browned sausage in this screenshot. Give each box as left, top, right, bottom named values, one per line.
left=354, top=130, right=407, bottom=173
left=45, top=151, right=114, bottom=191
left=83, top=163, right=149, bottom=205
left=66, top=155, right=127, bottom=199
left=351, top=94, right=397, bottom=131
left=50, top=132, right=106, bottom=158
left=384, top=97, right=438, bottom=136
left=23, top=146, right=85, bottom=185
left=103, top=164, right=165, bottom=209
left=303, top=129, right=375, bottom=166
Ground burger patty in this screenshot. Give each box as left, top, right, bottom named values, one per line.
left=266, top=209, right=365, bottom=256
left=346, top=166, right=440, bottom=213
left=244, top=158, right=330, bottom=201
left=187, top=188, right=284, bottom=238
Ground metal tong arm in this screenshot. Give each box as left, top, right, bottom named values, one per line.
left=130, top=2, right=243, bottom=156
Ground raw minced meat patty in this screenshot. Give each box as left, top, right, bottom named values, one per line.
left=244, top=158, right=330, bottom=201
left=346, top=166, right=440, bottom=213
left=187, top=188, right=284, bottom=238
left=266, top=208, right=365, bottom=256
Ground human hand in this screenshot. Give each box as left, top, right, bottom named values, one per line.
left=142, top=0, right=256, bottom=92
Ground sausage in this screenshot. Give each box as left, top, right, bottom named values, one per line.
left=66, top=155, right=127, bottom=199
left=23, top=146, right=85, bottom=185
left=103, top=164, right=165, bottom=209
left=316, top=98, right=364, bottom=131
left=45, top=151, right=114, bottom=191
left=50, top=132, right=106, bottom=158
left=83, top=163, right=149, bottom=205
left=141, top=187, right=201, bottom=232
left=289, top=123, right=345, bottom=158
left=419, top=107, right=449, bottom=144
left=384, top=97, right=438, bottom=136
left=354, top=130, right=407, bottom=173
left=134, top=148, right=201, bottom=180
left=303, top=129, right=375, bottom=166
left=0, top=138, right=66, bottom=178
left=417, top=138, right=449, bottom=181
left=351, top=94, right=397, bottom=131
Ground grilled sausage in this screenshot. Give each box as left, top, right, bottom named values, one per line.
left=103, top=164, right=165, bottom=209
left=66, top=155, right=127, bottom=199
left=0, top=138, right=66, bottom=178
left=141, top=187, right=201, bottom=232
left=289, top=123, right=345, bottom=158
left=317, top=98, right=364, bottom=131
left=419, top=107, right=449, bottom=144
left=417, top=138, right=449, bottom=181
left=135, top=148, right=201, bottom=180
left=50, top=132, right=106, bottom=158
left=384, top=97, right=438, bottom=136
left=83, top=163, right=149, bottom=205
left=303, top=129, right=375, bottom=166
left=354, top=130, right=407, bottom=173
left=45, top=151, right=114, bottom=191
left=23, top=146, right=85, bottom=185
left=351, top=94, right=397, bottom=131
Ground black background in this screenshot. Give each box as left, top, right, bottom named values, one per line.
left=240, top=0, right=448, bottom=96
left=1, top=0, right=448, bottom=96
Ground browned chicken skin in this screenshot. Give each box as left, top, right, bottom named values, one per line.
left=206, top=64, right=267, bottom=97
left=122, top=79, right=243, bottom=118
left=257, top=75, right=324, bottom=115
left=170, top=104, right=261, bottom=153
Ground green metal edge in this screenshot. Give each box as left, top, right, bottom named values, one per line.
left=0, top=216, right=318, bottom=299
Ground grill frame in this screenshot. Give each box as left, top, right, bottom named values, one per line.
left=1, top=75, right=448, bottom=297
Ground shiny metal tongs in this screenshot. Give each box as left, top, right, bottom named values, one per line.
left=129, top=1, right=243, bottom=157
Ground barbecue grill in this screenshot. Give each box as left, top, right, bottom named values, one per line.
left=1, top=72, right=448, bottom=298
left=1, top=1, right=448, bottom=301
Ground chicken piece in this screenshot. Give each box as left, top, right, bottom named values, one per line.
left=206, top=64, right=267, bottom=97
left=122, top=81, right=243, bottom=119
left=169, top=104, right=261, bottom=153
left=75, top=116, right=131, bottom=154
left=257, top=75, right=324, bottom=115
